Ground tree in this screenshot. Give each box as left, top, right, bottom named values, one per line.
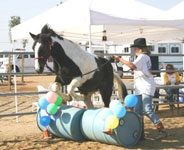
left=9, top=16, right=21, bottom=28
left=8, top=16, right=21, bottom=43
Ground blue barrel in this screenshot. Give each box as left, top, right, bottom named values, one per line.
left=81, top=108, right=142, bottom=147
left=37, top=105, right=87, bottom=141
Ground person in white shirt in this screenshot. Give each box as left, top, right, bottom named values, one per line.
left=113, top=38, right=167, bottom=140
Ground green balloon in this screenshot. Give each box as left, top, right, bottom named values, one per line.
left=47, top=103, right=58, bottom=115
left=55, top=96, right=63, bottom=106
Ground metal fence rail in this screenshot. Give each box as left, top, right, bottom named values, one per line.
left=0, top=91, right=48, bottom=97
left=0, top=112, right=37, bottom=118
left=1, top=51, right=184, bottom=56
left=0, top=72, right=54, bottom=76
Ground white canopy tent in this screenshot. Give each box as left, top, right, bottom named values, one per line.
left=11, top=0, right=184, bottom=44
left=11, top=0, right=103, bottom=42
left=89, top=0, right=184, bottom=43
left=160, top=0, right=184, bottom=20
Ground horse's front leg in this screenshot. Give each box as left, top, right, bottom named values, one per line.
left=84, top=92, right=94, bottom=108
left=48, top=82, right=72, bottom=103
left=67, top=77, right=84, bottom=101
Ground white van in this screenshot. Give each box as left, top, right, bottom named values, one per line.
left=0, top=57, right=9, bottom=73
left=0, top=50, right=53, bottom=74
left=15, top=53, right=35, bottom=72
left=15, top=53, right=53, bottom=73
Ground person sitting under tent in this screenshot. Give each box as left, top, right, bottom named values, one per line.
left=163, top=64, right=181, bottom=109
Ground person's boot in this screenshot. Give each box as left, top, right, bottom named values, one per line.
left=140, top=132, right=145, bottom=141
left=169, top=104, right=176, bottom=110
left=43, top=129, right=51, bottom=139
left=103, top=129, right=113, bottom=135
left=155, top=122, right=167, bottom=140
left=140, top=116, right=145, bottom=141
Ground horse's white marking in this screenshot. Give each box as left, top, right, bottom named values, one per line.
left=34, top=43, right=41, bottom=71
left=67, top=77, right=85, bottom=100
left=51, top=36, right=98, bottom=81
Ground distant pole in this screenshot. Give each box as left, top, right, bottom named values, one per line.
left=7, top=28, right=13, bottom=90
left=12, top=41, right=19, bottom=122
left=8, top=54, right=11, bottom=91
left=9, top=16, right=21, bottom=122
left=88, top=24, right=92, bottom=53
left=102, top=27, right=107, bottom=57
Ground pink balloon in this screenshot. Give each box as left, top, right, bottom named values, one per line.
left=46, top=91, right=57, bottom=103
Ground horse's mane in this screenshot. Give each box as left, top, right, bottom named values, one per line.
left=41, top=24, right=63, bottom=40
left=41, top=24, right=55, bottom=34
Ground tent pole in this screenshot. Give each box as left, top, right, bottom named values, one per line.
left=12, top=41, right=19, bottom=123
left=103, top=25, right=107, bottom=57
left=88, top=6, right=93, bottom=54
left=89, top=24, right=92, bottom=53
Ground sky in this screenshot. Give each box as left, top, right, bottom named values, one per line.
left=0, top=0, right=63, bottom=51
left=0, top=0, right=183, bottom=51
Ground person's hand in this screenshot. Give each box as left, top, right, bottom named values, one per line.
left=175, top=81, right=180, bottom=85
left=112, top=55, right=121, bottom=62
left=166, top=81, right=171, bottom=85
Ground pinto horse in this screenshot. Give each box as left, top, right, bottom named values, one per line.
left=30, top=25, right=127, bottom=108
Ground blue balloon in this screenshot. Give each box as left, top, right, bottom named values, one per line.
left=113, top=105, right=126, bottom=119
left=109, top=100, right=122, bottom=111
left=124, top=94, right=138, bottom=107
left=40, top=116, right=51, bottom=126
left=38, top=97, right=49, bottom=109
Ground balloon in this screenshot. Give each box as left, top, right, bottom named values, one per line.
left=109, top=100, right=122, bottom=111
left=47, top=103, right=58, bottom=115
left=38, top=97, right=49, bottom=109
left=40, top=109, right=48, bottom=116
left=98, top=108, right=113, bottom=120
left=46, top=91, right=57, bottom=103
left=40, top=116, right=51, bottom=126
left=53, top=108, right=62, bottom=119
left=106, top=115, right=119, bottom=130
left=124, top=94, right=138, bottom=107
left=112, top=105, right=126, bottom=119
left=55, top=96, right=63, bottom=106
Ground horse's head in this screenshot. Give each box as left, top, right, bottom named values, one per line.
left=29, top=25, right=54, bottom=73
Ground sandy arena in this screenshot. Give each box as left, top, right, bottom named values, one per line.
left=0, top=76, right=184, bottom=150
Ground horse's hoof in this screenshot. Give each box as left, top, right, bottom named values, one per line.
left=68, top=95, right=73, bottom=101
left=61, top=94, right=73, bottom=102
left=48, top=82, right=61, bottom=92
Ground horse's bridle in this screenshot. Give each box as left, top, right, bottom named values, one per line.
left=33, top=39, right=54, bottom=72
left=34, top=56, right=47, bottom=61
left=34, top=55, right=55, bottom=74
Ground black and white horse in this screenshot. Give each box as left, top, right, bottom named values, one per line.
left=30, top=25, right=127, bottom=108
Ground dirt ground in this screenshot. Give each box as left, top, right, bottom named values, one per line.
left=0, top=76, right=184, bottom=150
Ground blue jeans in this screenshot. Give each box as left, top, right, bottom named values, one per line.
left=165, top=87, right=178, bottom=103
left=134, top=94, right=160, bottom=125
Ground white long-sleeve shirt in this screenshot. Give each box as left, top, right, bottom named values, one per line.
left=133, top=54, right=156, bottom=96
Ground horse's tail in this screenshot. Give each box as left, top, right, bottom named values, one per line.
left=113, top=72, right=128, bottom=100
